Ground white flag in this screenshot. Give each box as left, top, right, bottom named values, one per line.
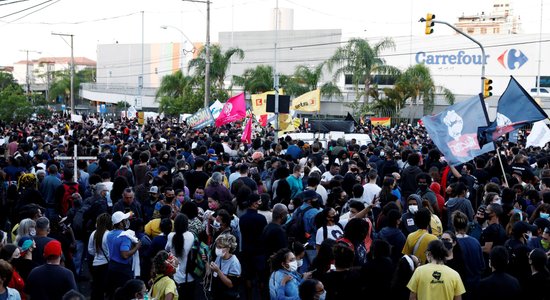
left=526, top=121, right=550, bottom=148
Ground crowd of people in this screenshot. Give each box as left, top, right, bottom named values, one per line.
left=0, top=114, right=549, bottom=300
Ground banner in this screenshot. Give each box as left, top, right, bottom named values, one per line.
left=422, top=95, right=494, bottom=166
left=215, top=93, right=247, bottom=127
left=370, top=117, right=391, bottom=127
left=526, top=121, right=550, bottom=148
left=241, top=116, right=253, bottom=144
left=279, top=113, right=295, bottom=133
left=309, top=120, right=355, bottom=133
left=291, top=89, right=320, bottom=112
left=210, top=100, right=224, bottom=119
left=187, top=107, right=214, bottom=129
left=479, top=76, right=548, bottom=145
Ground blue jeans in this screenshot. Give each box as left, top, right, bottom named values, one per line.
left=74, top=240, right=84, bottom=276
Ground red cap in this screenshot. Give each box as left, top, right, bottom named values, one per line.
left=43, top=240, right=62, bottom=258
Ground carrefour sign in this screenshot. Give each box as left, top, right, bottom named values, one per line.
left=415, top=51, right=489, bottom=65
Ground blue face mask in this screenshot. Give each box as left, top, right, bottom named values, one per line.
left=512, top=208, right=523, bottom=221
left=540, top=212, right=550, bottom=219
left=318, top=290, right=326, bottom=300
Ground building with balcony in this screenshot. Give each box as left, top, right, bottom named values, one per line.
left=454, top=0, right=521, bottom=35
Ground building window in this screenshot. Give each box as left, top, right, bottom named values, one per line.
left=481, top=28, right=487, bottom=34
left=493, top=28, right=499, bottom=33
left=467, top=28, right=475, bottom=34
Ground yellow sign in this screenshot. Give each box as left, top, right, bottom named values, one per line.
left=137, top=112, right=145, bottom=125
left=291, top=89, right=320, bottom=112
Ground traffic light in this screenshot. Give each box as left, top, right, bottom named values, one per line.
left=483, top=78, right=493, bottom=98
left=425, top=13, right=435, bottom=35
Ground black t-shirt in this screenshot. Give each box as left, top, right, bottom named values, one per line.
left=184, top=170, right=209, bottom=196
left=25, top=264, right=77, bottom=300
left=12, top=257, right=39, bottom=282
left=319, top=268, right=365, bottom=299
left=480, top=223, right=507, bottom=247
left=260, top=223, right=288, bottom=259
left=32, top=236, right=54, bottom=265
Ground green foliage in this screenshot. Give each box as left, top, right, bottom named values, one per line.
left=0, top=85, right=33, bottom=122
left=326, top=38, right=400, bottom=104
left=188, top=45, right=244, bottom=93
left=48, top=68, right=96, bottom=102
left=0, top=72, right=22, bottom=91
left=156, top=70, right=203, bottom=115
left=233, top=65, right=274, bottom=94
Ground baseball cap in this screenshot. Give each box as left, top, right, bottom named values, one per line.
left=149, top=186, right=159, bottom=194
left=512, top=221, right=538, bottom=234
left=18, top=236, right=34, bottom=252
left=302, top=190, right=318, bottom=201
left=158, top=166, right=168, bottom=173
left=43, top=240, right=62, bottom=258
left=96, top=183, right=109, bottom=193
left=111, top=211, right=132, bottom=225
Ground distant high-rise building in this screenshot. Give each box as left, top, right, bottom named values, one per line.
left=454, top=0, right=521, bottom=35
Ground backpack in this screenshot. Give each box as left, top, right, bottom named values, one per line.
left=186, top=233, right=208, bottom=280
left=285, top=206, right=316, bottom=244
left=61, top=183, right=79, bottom=216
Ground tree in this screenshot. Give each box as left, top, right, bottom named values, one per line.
left=233, top=65, right=275, bottom=94
left=284, top=63, right=342, bottom=98
left=48, top=68, right=96, bottom=103
left=156, top=70, right=202, bottom=115
left=326, top=38, right=400, bottom=108
left=397, top=64, right=454, bottom=120
left=0, top=72, right=21, bottom=91
left=0, top=85, right=33, bottom=122
left=188, top=44, right=244, bottom=102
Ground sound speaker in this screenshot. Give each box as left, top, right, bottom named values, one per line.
left=266, top=94, right=290, bottom=113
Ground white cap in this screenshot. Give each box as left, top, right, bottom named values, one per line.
left=111, top=211, right=132, bottom=224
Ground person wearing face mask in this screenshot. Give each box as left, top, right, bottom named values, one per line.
left=192, top=186, right=208, bottom=211
left=298, top=278, right=326, bottom=300
left=414, top=173, right=439, bottom=216
left=504, top=221, right=538, bottom=288
left=209, top=234, right=241, bottom=300
left=152, top=187, right=181, bottom=220
left=150, top=250, right=179, bottom=300
left=106, top=211, right=142, bottom=298
left=401, top=194, right=421, bottom=236
left=407, top=239, right=465, bottom=300
left=269, top=248, right=312, bottom=300
left=480, top=203, right=507, bottom=257
left=444, top=182, right=474, bottom=232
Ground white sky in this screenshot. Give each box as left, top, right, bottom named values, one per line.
left=0, top=0, right=548, bottom=66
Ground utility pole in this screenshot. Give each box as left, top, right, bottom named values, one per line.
left=138, top=11, right=144, bottom=111
left=20, top=49, right=41, bottom=101
left=183, top=0, right=211, bottom=109
left=273, top=0, right=280, bottom=141
left=52, top=33, right=75, bottom=114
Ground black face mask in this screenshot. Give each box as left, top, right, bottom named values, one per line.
left=418, top=183, right=428, bottom=191
left=165, top=196, right=174, bottom=203
left=443, top=241, right=453, bottom=250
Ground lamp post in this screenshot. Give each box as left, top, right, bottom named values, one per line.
left=52, top=32, right=75, bottom=115
left=20, top=49, right=41, bottom=102
left=183, top=0, right=211, bottom=109
left=160, top=25, right=196, bottom=74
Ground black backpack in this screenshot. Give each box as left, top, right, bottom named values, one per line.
left=285, top=206, right=316, bottom=244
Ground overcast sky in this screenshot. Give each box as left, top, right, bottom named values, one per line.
left=0, top=0, right=548, bottom=66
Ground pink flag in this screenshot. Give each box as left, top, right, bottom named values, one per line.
left=215, top=93, right=246, bottom=127
left=241, top=115, right=252, bottom=144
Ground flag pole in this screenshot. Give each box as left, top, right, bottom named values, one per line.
left=496, top=147, right=509, bottom=187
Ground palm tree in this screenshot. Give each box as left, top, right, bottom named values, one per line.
left=397, top=64, right=454, bottom=121
left=233, top=65, right=275, bottom=94
left=325, top=38, right=400, bottom=104
left=188, top=44, right=244, bottom=94
left=156, top=70, right=202, bottom=114
left=285, top=63, right=341, bottom=98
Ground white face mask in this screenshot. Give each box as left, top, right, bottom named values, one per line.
left=318, top=290, right=327, bottom=300
left=240, top=146, right=245, bottom=151
left=288, top=204, right=294, bottom=211
left=408, top=205, right=418, bottom=214
left=323, top=159, right=329, bottom=165
left=466, top=191, right=470, bottom=198
left=29, top=228, right=36, bottom=236
left=215, top=247, right=225, bottom=257
left=296, top=259, right=303, bottom=268
left=287, top=260, right=298, bottom=272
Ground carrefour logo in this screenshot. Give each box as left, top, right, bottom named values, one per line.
left=497, top=49, right=528, bottom=70
left=415, top=51, right=489, bottom=65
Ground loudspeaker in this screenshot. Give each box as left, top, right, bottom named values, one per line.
left=266, top=95, right=290, bottom=113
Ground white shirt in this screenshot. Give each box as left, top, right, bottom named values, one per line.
left=87, top=229, right=110, bottom=266
left=223, top=143, right=238, bottom=157
left=321, top=171, right=335, bottom=183
left=362, top=182, right=381, bottom=205
left=315, top=185, right=328, bottom=205
left=166, top=231, right=195, bottom=283
left=315, top=224, right=344, bottom=246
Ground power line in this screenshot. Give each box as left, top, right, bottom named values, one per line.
left=0, top=0, right=54, bottom=19
left=0, top=0, right=29, bottom=7
left=3, top=0, right=60, bottom=23
left=14, top=11, right=140, bottom=25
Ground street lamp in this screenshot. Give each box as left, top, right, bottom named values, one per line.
left=52, top=32, right=75, bottom=115
left=183, top=0, right=211, bottom=109
left=160, top=25, right=196, bottom=74
left=19, top=49, right=41, bottom=101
